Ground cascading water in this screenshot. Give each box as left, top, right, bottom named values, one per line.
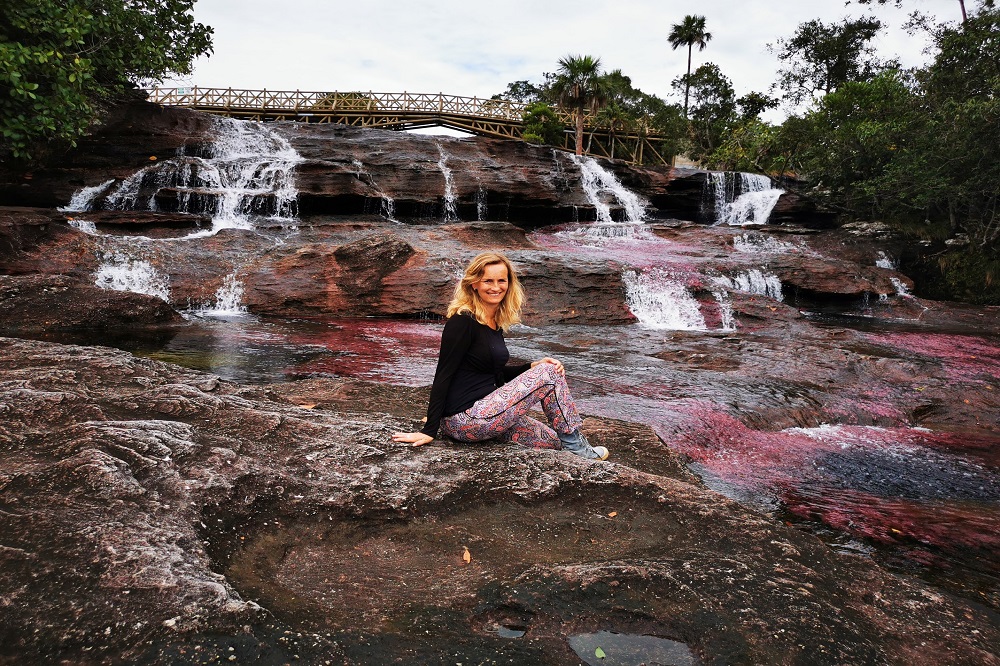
left=193, top=271, right=248, bottom=317
left=60, top=180, right=115, bottom=213
left=713, top=291, right=737, bottom=331
left=706, top=172, right=784, bottom=226
left=623, top=269, right=707, bottom=330
left=437, top=145, right=459, bottom=222
left=352, top=159, right=398, bottom=222
left=74, top=116, right=302, bottom=235
left=572, top=155, right=647, bottom=225
left=876, top=251, right=896, bottom=270
left=715, top=269, right=784, bottom=301
left=733, top=233, right=794, bottom=254
left=63, top=117, right=304, bottom=314
left=67, top=219, right=98, bottom=235
left=476, top=186, right=488, bottom=221
left=93, top=249, right=171, bottom=301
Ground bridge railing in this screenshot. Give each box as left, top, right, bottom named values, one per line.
left=146, top=87, right=583, bottom=124
left=145, top=87, right=672, bottom=165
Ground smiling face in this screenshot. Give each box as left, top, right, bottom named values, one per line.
left=472, top=262, right=509, bottom=310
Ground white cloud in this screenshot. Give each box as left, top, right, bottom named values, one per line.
left=167, top=0, right=962, bottom=116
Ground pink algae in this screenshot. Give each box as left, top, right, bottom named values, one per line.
left=286, top=318, right=442, bottom=386
left=862, top=331, right=1000, bottom=384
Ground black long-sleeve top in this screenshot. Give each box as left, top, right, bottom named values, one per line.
left=420, top=311, right=530, bottom=438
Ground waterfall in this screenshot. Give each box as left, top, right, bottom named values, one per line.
left=352, top=159, right=398, bottom=222
left=68, top=219, right=98, bottom=235
left=623, top=269, right=707, bottom=330
left=573, top=155, right=646, bottom=224
left=94, top=249, right=170, bottom=301
left=193, top=271, right=248, bottom=316
left=715, top=269, right=784, bottom=301
left=733, top=233, right=794, bottom=254
left=59, top=180, right=115, bottom=213
left=706, top=172, right=783, bottom=226
left=437, top=145, right=458, bottom=222
left=79, top=117, right=302, bottom=235
left=876, top=251, right=897, bottom=270
left=476, top=186, right=488, bottom=221
left=713, top=291, right=737, bottom=331
left=890, top=276, right=911, bottom=297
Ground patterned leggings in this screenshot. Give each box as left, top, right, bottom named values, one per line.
left=440, top=363, right=583, bottom=449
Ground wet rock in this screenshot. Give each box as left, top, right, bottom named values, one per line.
left=0, top=101, right=826, bottom=226
left=0, top=274, right=183, bottom=332
left=1, top=337, right=998, bottom=664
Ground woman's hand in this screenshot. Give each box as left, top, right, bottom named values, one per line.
left=392, top=431, right=434, bottom=447
left=531, top=357, right=565, bottom=375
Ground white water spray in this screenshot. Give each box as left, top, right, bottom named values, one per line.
left=437, top=145, right=458, bottom=222
left=623, top=269, right=707, bottom=330
left=90, top=117, right=302, bottom=236
left=890, top=276, right=911, bottom=297
left=476, top=186, right=488, bottom=221
left=67, top=219, right=98, bottom=235
left=194, top=271, right=248, bottom=316
left=707, top=172, right=783, bottom=226
left=733, top=233, right=794, bottom=254
left=876, top=251, right=897, bottom=270
left=713, top=291, right=737, bottom=331
left=352, top=158, right=398, bottom=222
left=573, top=155, right=647, bottom=224
left=94, top=250, right=171, bottom=301
left=60, top=179, right=115, bottom=212
left=715, top=269, right=784, bottom=301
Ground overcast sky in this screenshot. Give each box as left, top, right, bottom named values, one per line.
left=165, top=0, right=964, bottom=122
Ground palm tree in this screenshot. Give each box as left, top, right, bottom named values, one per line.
left=551, top=55, right=609, bottom=156
left=668, top=15, right=713, bottom=117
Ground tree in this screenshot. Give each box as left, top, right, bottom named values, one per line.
left=667, top=15, right=713, bottom=117
left=0, top=0, right=213, bottom=162
left=673, top=63, right=736, bottom=161
left=521, top=101, right=564, bottom=145
left=736, top=92, right=779, bottom=121
left=769, top=16, right=888, bottom=106
left=551, top=54, right=609, bottom=156
left=851, top=0, right=996, bottom=22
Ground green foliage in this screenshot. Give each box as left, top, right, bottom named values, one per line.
left=551, top=54, right=611, bottom=155
left=521, top=102, right=564, bottom=145
left=673, top=63, right=736, bottom=161
left=769, top=16, right=889, bottom=105
left=784, top=7, right=1000, bottom=253
left=0, top=0, right=213, bottom=162
left=667, top=15, right=713, bottom=116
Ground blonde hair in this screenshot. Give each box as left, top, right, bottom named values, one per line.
left=447, top=252, right=524, bottom=331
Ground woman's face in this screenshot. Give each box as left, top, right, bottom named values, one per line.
left=472, top=262, right=509, bottom=308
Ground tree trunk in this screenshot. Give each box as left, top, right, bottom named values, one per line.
left=575, top=111, right=584, bottom=155
left=959, top=0, right=968, bottom=22
left=684, top=44, right=693, bottom=117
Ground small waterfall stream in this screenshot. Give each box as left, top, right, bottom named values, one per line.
left=572, top=155, right=647, bottom=225
left=93, top=249, right=171, bottom=302
left=436, top=145, right=459, bottom=222
left=705, top=172, right=784, bottom=226
left=623, top=269, right=707, bottom=331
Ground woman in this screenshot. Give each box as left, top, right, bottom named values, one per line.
left=392, top=251, right=609, bottom=460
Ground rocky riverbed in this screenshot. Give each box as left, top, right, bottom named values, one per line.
left=1, top=101, right=999, bottom=665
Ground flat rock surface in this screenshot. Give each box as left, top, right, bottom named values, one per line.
left=1, top=337, right=999, bottom=665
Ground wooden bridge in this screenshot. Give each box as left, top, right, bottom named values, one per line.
left=146, top=87, right=672, bottom=166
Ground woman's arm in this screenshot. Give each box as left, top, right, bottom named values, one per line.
left=503, top=356, right=564, bottom=382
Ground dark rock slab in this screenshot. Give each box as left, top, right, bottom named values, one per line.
left=1, top=337, right=998, bottom=664
left=0, top=274, right=182, bottom=332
